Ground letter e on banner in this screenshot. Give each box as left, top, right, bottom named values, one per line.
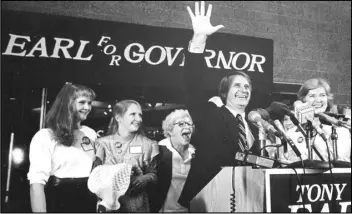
left=2, top=34, right=31, bottom=56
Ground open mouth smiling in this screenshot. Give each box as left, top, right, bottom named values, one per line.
left=313, top=103, right=323, bottom=108
left=181, top=130, right=192, bottom=141
left=235, top=94, right=248, bottom=99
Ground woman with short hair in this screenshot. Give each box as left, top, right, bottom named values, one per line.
left=152, top=109, right=195, bottom=212
left=285, top=78, right=351, bottom=163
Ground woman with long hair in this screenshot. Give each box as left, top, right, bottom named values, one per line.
left=93, top=99, right=159, bottom=212
left=28, top=82, right=98, bottom=212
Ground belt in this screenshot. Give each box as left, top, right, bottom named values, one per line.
left=47, top=176, right=88, bottom=187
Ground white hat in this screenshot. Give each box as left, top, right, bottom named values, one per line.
left=88, top=163, right=132, bottom=211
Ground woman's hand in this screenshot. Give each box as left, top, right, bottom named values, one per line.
left=126, top=174, right=151, bottom=196
left=130, top=174, right=150, bottom=190
left=187, top=1, right=224, bottom=43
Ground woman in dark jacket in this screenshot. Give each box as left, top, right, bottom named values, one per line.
left=152, top=109, right=195, bottom=212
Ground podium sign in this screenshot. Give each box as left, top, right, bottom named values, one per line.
left=265, top=168, right=351, bottom=212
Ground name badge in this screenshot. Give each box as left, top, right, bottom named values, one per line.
left=130, top=146, right=142, bottom=154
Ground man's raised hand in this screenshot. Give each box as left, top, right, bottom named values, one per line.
left=187, top=1, right=224, bottom=38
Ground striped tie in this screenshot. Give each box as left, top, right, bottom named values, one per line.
left=236, top=114, right=249, bottom=151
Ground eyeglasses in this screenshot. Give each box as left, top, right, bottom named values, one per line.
left=174, top=121, right=194, bottom=128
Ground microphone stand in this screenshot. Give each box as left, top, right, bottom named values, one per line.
left=330, top=125, right=351, bottom=168
left=331, top=125, right=338, bottom=161
left=253, top=125, right=267, bottom=169
left=297, top=121, right=330, bottom=169
left=259, top=126, right=267, bottom=157
left=290, top=116, right=307, bottom=138
left=305, top=121, right=314, bottom=160
left=276, top=137, right=283, bottom=160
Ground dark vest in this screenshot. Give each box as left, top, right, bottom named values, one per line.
left=148, top=145, right=173, bottom=212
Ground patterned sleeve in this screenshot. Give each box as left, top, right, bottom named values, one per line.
left=27, top=129, right=54, bottom=185
left=143, top=139, right=159, bottom=166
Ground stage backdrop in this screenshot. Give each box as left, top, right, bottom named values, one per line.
left=2, top=10, right=273, bottom=106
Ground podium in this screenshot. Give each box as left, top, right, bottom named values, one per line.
left=190, top=166, right=351, bottom=212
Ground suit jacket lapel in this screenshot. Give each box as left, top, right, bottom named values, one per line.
left=220, top=106, right=240, bottom=152
left=161, top=146, right=173, bottom=178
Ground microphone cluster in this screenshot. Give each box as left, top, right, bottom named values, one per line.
left=293, top=100, right=328, bottom=142
left=265, top=102, right=307, bottom=137
left=240, top=100, right=351, bottom=168
left=248, top=108, right=302, bottom=158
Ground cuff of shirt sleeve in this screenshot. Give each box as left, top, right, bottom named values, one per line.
left=28, top=172, right=49, bottom=185
left=29, top=178, right=46, bottom=185
left=188, top=40, right=206, bottom=53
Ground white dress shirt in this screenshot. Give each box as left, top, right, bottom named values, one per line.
left=188, top=40, right=206, bottom=53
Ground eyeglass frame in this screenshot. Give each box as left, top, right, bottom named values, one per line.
left=173, top=121, right=194, bottom=128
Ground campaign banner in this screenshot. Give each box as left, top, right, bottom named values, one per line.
left=266, top=168, right=351, bottom=213
left=1, top=10, right=273, bottom=93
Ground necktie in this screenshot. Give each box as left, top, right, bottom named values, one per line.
left=236, top=114, right=249, bottom=151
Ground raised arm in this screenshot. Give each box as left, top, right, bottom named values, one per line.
left=183, top=1, right=225, bottom=123
left=187, top=1, right=224, bottom=48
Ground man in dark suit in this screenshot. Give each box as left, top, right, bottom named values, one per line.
left=178, top=1, right=260, bottom=208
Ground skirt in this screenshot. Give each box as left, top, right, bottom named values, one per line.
left=45, top=176, right=97, bottom=212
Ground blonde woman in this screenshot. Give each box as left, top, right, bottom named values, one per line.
left=94, top=100, right=159, bottom=212
left=285, top=78, right=351, bottom=163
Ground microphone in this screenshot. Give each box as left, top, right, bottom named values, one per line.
left=235, top=151, right=280, bottom=168
left=315, top=112, right=351, bottom=130
left=266, top=101, right=294, bottom=119
left=273, top=120, right=302, bottom=157
left=323, top=112, right=346, bottom=120
left=266, top=102, right=307, bottom=138
left=248, top=110, right=280, bottom=138
left=293, top=100, right=315, bottom=124
left=294, top=101, right=328, bottom=142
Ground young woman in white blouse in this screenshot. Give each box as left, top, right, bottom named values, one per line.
left=27, top=83, right=98, bottom=212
